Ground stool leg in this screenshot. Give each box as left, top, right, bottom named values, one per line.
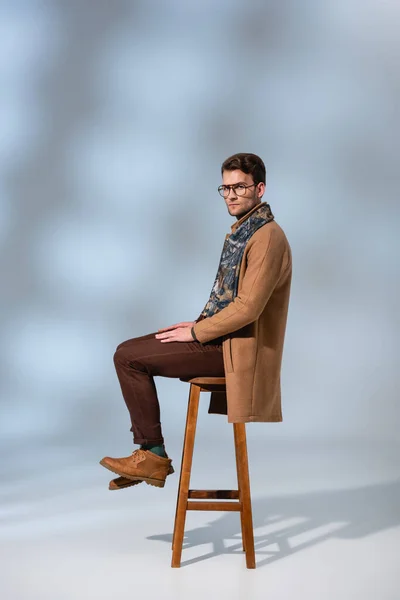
left=233, top=422, right=256, bottom=569
left=171, top=383, right=200, bottom=568
left=233, top=424, right=246, bottom=553
left=172, top=383, right=193, bottom=551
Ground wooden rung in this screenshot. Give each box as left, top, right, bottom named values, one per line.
left=188, top=490, right=239, bottom=499
left=187, top=501, right=241, bottom=511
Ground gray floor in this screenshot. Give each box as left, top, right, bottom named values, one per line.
left=1, top=436, right=399, bottom=600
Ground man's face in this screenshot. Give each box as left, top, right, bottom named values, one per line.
left=221, top=169, right=265, bottom=220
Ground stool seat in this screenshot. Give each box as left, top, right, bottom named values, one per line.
left=171, top=376, right=256, bottom=569
left=179, top=376, right=226, bottom=386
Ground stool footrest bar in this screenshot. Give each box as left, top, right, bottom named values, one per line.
left=188, top=489, right=239, bottom=499
left=187, top=501, right=241, bottom=511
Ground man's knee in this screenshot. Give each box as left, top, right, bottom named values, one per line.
left=115, top=339, right=130, bottom=352
left=114, top=342, right=132, bottom=366
left=114, top=333, right=159, bottom=370
left=113, top=343, right=148, bottom=371
left=115, top=332, right=155, bottom=354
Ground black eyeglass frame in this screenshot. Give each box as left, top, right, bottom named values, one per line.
left=217, top=182, right=258, bottom=197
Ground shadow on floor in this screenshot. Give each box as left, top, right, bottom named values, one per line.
left=148, top=478, right=400, bottom=567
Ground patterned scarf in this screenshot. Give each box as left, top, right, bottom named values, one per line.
left=198, top=202, right=274, bottom=319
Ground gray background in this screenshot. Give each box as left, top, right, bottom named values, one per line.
left=1, top=1, right=399, bottom=598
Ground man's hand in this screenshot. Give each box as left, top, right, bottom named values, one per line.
left=155, top=321, right=196, bottom=343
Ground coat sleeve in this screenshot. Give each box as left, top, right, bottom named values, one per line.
left=192, top=227, right=289, bottom=343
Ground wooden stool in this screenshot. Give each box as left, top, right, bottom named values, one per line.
left=171, top=376, right=256, bottom=569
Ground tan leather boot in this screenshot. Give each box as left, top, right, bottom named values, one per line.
left=109, top=463, right=175, bottom=490
left=100, top=448, right=174, bottom=488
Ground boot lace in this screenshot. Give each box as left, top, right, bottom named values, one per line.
left=130, top=449, right=146, bottom=464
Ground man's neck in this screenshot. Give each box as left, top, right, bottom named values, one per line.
left=235, top=201, right=262, bottom=221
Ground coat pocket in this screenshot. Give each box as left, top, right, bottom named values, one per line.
left=223, top=335, right=234, bottom=373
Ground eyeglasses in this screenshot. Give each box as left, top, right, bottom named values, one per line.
left=217, top=183, right=257, bottom=198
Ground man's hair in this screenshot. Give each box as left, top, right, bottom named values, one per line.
left=221, top=153, right=266, bottom=186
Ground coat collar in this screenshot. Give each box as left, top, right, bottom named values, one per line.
left=230, top=201, right=267, bottom=234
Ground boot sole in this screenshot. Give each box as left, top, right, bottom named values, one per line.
left=109, top=466, right=175, bottom=490
left=109, top=478, right=142, bottom=490
left=100, top=460, right=174, bottom=488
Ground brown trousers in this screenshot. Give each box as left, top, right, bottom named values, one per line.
left=113, top=331, right=225, bottom=445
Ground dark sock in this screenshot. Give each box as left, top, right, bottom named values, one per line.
left=140, top=443, right=167, bottom=458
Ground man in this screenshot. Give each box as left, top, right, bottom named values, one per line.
left=100, top=152, right=292, bottom=490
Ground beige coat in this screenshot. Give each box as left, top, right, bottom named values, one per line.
left=192, top=201, right=292, bottom=423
